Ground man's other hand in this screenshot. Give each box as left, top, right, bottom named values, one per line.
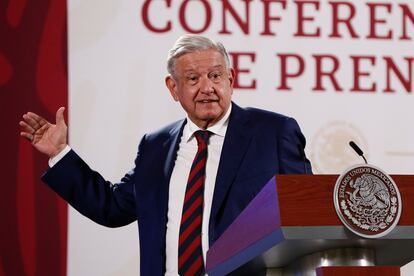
left=20, top=107, right=68, bottom=158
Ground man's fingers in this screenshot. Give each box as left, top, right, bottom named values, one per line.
left=20, top=132, right=33, bottom=142
left=56, top=107, right=66, bottom=127
left=19, top=120, right=35, bottom=134
left=38, top=123, right=49, bottom=133
left=26, top=112, right=48, bottom=126
left=23, top=113, right=41, bottom=129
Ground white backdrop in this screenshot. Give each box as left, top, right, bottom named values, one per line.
left=67, top=0, right=414, bottom=275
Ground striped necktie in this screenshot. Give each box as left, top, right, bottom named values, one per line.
left=178, top=130, right=211, bottom=275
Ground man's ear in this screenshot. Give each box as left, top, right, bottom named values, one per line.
left=228, top=68, right=236, bottom=88
left=165, top=75, right=179, bottom=101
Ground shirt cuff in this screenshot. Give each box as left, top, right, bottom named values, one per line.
left=48, top=145, right=71, bottom=167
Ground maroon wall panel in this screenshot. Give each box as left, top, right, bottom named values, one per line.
left=1, top=0, right=68, bottom=275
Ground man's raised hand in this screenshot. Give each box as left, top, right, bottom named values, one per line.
left=20, top=107, right=68, bottom=158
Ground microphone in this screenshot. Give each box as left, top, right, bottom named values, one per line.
left=349, top=141, right=368, bottom=164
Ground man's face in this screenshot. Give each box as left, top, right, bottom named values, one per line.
left=166, top=50, right=235, bottom=129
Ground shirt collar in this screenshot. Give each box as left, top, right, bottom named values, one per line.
left=185, top=104, right=232, bottom=142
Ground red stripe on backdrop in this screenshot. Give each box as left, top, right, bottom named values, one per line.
left=16, top=141, right=36, bottom=275
left=0, top=0, right=68, bottom=275
left=6, top=0, right=26, bottom=28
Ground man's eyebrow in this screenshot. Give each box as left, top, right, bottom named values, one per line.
left=211, top=65, right=224, bottom=69
left=182, top=65, right=225, bottom=74
left=183, top=70, right=197, bottom=75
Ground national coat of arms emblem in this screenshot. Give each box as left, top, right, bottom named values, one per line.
left=334, top=164, right=402, bottom=238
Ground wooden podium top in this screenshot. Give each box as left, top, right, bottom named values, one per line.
left=277, top=175, right=414, bottom=226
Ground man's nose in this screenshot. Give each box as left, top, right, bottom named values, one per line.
left=199, top=77, right=214, bottom=94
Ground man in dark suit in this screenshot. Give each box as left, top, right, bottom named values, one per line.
left=20, top=35, right=311, bottom=275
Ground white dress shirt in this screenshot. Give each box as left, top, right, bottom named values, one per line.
left=165, top=105, right=231, bottom=275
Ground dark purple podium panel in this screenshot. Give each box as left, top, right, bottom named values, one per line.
left=206, top=177, right=282, bottom=275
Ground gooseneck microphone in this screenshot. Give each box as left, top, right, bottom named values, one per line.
left=349, top=141, right=368, bottom=164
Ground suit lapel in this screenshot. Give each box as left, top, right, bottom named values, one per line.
left=209, top=103, right=253, bottom=231
left=159, top=119, right=186, bottom=244
left=163, top=119, right=186, bottom=180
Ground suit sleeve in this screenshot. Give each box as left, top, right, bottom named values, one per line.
left=278, top=117, right=312, bottom=174
left=41, top=138, right=145, bottom=228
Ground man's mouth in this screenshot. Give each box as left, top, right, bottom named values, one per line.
left=198, top=99, right=218, bottom=103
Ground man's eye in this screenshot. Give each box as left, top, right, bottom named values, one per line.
left=187, top=76, right=198, bottom=83
left=210, top=72, right=222, bottom=81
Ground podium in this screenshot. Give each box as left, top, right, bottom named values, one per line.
left=206, top=175, right=414, bottom=275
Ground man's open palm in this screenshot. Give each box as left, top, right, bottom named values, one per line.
left=20, top=107, right=68, bottom=158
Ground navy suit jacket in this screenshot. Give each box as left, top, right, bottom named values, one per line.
left=42, top=103, right=311, bottom=275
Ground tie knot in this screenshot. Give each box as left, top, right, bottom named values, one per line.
left=194, top=130, right=211, bottom=146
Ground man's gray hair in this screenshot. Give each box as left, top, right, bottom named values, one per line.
left=167, top=34, right=231, bottom=78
